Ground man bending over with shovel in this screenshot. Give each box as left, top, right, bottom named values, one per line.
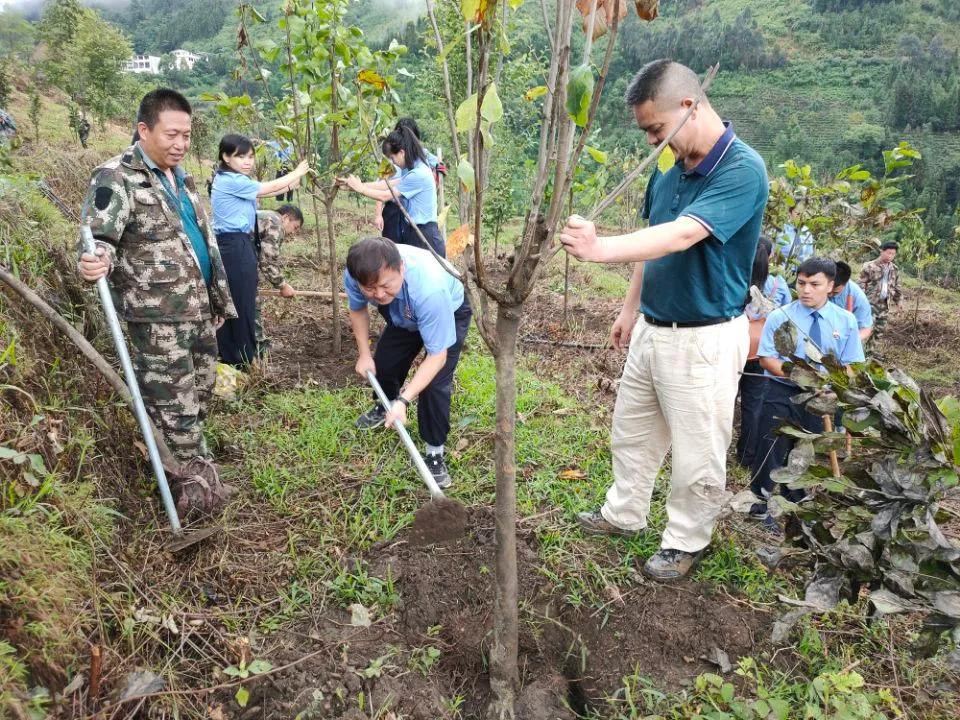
left=77, top=88, right=236, bottom=517
left=345, top=237, right=471, bottom=488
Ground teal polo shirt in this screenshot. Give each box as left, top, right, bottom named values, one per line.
left=138, top=145, right=213, bottom=286
left=640, top=123, right=768, bottom=323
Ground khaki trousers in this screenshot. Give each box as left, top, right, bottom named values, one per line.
left=601, top=314, right=749, bottom=552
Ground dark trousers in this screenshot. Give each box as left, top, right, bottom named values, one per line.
left=216, top=231, right=259, bottom=367
left=382, top=201, right=404, bottom=243
left=750, top=380, right=824, bottom=503
left=373, top=300, right=471, bottom=446
left=275, top=168, right=293, bottom=202
left=400, top=220, right=446, bottom=257
left=736, top=359, right=765, bottom=467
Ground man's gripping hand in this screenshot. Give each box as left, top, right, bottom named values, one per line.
left=78, top=246, right=110, bottom=282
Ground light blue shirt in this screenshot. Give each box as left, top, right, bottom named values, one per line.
left=211, top=171, right=260, bottom=234
left=829, top=281, right=873, bottom=329
left=763, top=274, right=791, bottom=306
left=775, top=223, right=815, bottom=266
left=758, top=300, right=864, bottom=380
left=344, top=245, right=463, bottom=354
left=396, top=160, right=437, bottom=226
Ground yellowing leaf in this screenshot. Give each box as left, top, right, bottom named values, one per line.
left=235, top=686, right=250, bottom=708
left=559, top=468, right=587, bottom=480
left=358, top=69, right=387, bottom=89
left=377, top=158, right=396, bottom=179
left=461, top=0, right=491, bottom=23
left=480, top=82, right=504, bottom=124
left=457, top=158, right=475, bottom=193
left=447, top=223, right=475, bottom=259
left=455, top=93, right=478, bottom=133
left=576, top=0, right=628, bottom=40
left=508, top=0, right=524, bottom=8
left=524, top=85, right=548, bottom=102
left=585, top=145, right=608, bottom=164
left=634, top=0, right=659, bottom=21
left=657, top=145, right=675, bottom=174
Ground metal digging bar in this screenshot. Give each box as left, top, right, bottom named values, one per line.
left=80, top=225, right=205, bottom=548
left=367, top=370, right=444, bottom=498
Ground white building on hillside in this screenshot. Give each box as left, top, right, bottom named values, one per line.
left=171, top=49, right=206, bottom=71
left=124, top=55, right=161, bottom=74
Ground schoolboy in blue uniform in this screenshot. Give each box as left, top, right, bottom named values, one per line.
left=750, top=257, right=864, bottom=525
left=828, top=261, right=873, bottom=343
left=344, top=237, right=470, bottom=488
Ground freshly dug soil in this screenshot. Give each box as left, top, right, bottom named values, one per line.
left=224, top=508, right=772, bottom=720
left=409, top=496, right=470, bottom=546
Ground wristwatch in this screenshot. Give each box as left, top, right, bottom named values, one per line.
left=396, top=395, right=411, bottom=407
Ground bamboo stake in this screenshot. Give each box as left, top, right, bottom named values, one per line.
left=823, top=414, right=842, bottom=478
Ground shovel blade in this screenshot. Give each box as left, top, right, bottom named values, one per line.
left=165, top=525, right=222, bottom=553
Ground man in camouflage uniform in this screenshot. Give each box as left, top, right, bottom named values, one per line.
left=254, top=204, right=303, bottom=354
left=858, top=240, right=902, bottom=344
left=78, top=88, right=236, bottom=516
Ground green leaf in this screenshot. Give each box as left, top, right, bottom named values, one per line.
left=457, top=158, right=475, bottom=193
left=0, top=446, right=22, bottom=460
left=222, top=665, right=243, bottom=678
left=247, top=659, right=273, bottom=674
left=235, top=686, right=250, bottom=708
left=480, top=83, right=503, bottom=124
left=455, top=93, right=478, bottom=134
left=719, top=682, right=735, bottom=703
left=566, top=64, right=594, bottom=127
left=585, top=145, right=608, bottom=164
left=509, top=0, right=524, bottom=7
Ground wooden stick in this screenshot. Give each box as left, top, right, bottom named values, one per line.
left=823, top=414, right=841, bottom=478
left=260, top=288, right=347, bottom=299
left=89, top=645, right=102, bottom=701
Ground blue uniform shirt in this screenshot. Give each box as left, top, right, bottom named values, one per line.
left=763, top=275, right=791, bottom=306
left=211, top=171, right=261, bottom=234
left=344, top=245, right=464, bottom=354
left=138, top=144, right=212, bottom=286
left=758, top=300, right=864, bottom=380
left=396, top=160, right=437, bottom=226
left=829, top=281, right=873, bottom=329
left=640, top=123, right=769, bottom=322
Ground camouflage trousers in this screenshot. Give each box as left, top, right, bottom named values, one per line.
left=254, top=299, right=270, bottom=355
left=869, top=300, right=889, bottom=344
left=127, top=320, right=218, bottom=462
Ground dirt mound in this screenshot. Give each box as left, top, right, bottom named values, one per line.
left=228, top=509, right=772, bottom=719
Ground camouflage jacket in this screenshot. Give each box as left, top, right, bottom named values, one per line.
left=858, top=259, right=901, bottom=306
left=256, top=210, right=286, bottom=289
left=81, top=145, right=236, bottom=323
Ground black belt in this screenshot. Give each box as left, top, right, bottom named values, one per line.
left=643, top=314, right=734, bottom=329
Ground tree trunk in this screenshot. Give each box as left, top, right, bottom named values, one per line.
left=323, top=196, right=342, bottom=355
left=487, top=305, right=521, bottom=720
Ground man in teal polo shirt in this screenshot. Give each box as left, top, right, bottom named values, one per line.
left=560, top=59, right=768, bottom=580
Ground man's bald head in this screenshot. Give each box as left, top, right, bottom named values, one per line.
left=624, top=59, right=705, bottom=109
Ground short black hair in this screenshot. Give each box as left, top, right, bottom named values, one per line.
left=396, top=117, right=423, bottom=140
left=798, top=257, right=837, bottom=281
left=217, top=133, right=255, bottom=169
left=276, top=204, right=304, bottom=224
left=346, top=237, right=402, bottom=286
left=137, top=88, right=192, bottom=130
left=880, top=240, right=899, bottom=251
left=624, top=58, right=701, bottom=108
left=834, top=260, right=851, bottom=286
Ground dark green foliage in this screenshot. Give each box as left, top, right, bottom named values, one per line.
left=887, top=35, right=960, bottom=132
left=0, top=62, right=11, bottom=108
left=770, top=323, right=960, bottom=651
left=106, top=0, right=233, bottom=54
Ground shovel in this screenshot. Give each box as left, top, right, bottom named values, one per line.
left=366, top=371, right=468, bottom=544
left=79, top=226, right=221, bottom=552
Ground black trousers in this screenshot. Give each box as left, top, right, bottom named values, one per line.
left=215, top=231, right=259, bottom=367
left=382, top=200, right=404, bottom=243
left=275, top=168, right=293, bottom=202
left=750, top=380, right=824, bottom=502
left=373, top=300, right=471, bottom=446
left=736, top=359, right=765, bottom=467
left=400, top=220, right=446, bottom=257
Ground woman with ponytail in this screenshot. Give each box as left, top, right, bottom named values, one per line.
left=211, top=133, right=309, bottom=366
left=339, top=125, right=445, bottom=256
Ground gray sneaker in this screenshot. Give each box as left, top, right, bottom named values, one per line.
left=577, top=510, right=639, bottom=538
left=425, top=453, right=452, bottom=489
left=356, top=403, right=386, bottom=429
left=642, top=548, right=706, bottom=581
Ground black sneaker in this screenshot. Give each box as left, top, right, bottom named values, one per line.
left=748, top=500, right=768, bottom=519
left=425, top=453, right=452, bottom=489
left=356, top=403, right=386, bottom=429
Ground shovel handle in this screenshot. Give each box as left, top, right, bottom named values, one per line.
left=81, top=226, right=183, bottom=535
left=366, top=371, right=445, bottom=499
